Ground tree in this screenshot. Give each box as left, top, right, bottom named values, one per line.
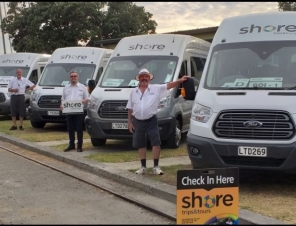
left=2, top=2, right=106, bottom=53
left=278, top=2, right=296, bottom=11
left=1, top=2, right=158, bottom=53
left=101, top=2, right=157, bottom=40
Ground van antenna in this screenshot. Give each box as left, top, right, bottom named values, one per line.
left=172, top=23, right=178, bottom=43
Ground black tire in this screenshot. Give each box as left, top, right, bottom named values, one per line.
left=166, top=119, right=182, bottom=149
left=30, top=121, right=46, bottom=128
left=192, top=162, right=201, bottom=169
left=91, top=138, right=106, bottom=147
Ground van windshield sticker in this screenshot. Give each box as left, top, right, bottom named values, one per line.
left=61, top=81, right=70, bottom=86
left=102, top=78, right=124, bottom=87
left=222, top=77, right=283, bottom=88
left=164, top=74, right=172, bottom=83
left=128, top=80, right=139, bottom=86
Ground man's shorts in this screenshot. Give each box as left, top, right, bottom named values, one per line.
left=10, top=95, right=25, bottom=117
left=132, top=115, right=161, bottom=149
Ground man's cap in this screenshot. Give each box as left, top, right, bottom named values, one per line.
left=135, top=68, right=154, bottom=81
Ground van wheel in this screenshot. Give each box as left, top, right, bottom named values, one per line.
left=91, top=138, right=106, bottom=147
left=167, top=119, right=182, bottom=149
left=24, top=102, right=30, bottom=120
left=31, top=121, right=46, bottom=128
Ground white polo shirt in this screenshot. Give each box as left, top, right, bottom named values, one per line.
left=126, top=84, right=169, bottom=120
left=61, top=82, right=89, bottom=101
left=7, top=77, right=34, bottom=95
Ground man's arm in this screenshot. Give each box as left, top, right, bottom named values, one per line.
left=167, top=76, right=190, bottom=90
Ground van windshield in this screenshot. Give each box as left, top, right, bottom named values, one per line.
left=38, top=63, right=96, bottom=87
left=0, top=66, right=30, bottom=77
left=205, top=41, right=296, bottom=90
left=99, top=55, right=178, bottom=88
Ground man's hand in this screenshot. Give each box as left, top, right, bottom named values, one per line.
left=128, top=122, right=134, bottom=133
left=82, top=99, right=88, bottom=104
left=178, top=75, right=191, bottom=83
left=60, top=105, right=63, bottom=110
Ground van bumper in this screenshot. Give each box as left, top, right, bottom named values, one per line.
left=84, top=116, right=174, bottom=140
left=0, top=103, right=11, bottom=115
left=187, top=132, right=296, bottom=174
left=28, top=107, right=67, bottom=123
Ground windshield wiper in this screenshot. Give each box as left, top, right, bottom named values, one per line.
left=286, top=86, right=296, bottom=90
left=228, top=87, right=284, bottom=90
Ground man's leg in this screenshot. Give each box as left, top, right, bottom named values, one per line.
left=76, top=114, right=85, bottom=151
left=146, top=116, right=163, bottom=175
left=18, top=95, right=25, bottom=128
left=132, top=119, right=148, bottom=174
left=66, top=115, right=75, bottom=148
left=9, top=96, right=17, bottom=129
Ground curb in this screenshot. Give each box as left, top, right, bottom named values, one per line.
left=0, top=132, right=287, bottom=225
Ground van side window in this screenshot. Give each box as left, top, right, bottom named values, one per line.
left=40, top=66, right=45, bottom=74
left=96, top=67, right=103, bottom=84
left=179, top=61, right=187, bottom=78
left=28, top=69, right=38, bottom=84
left=190, top=56, right=206, bottom=81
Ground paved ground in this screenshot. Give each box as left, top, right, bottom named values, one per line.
left=0, top=134, right=288, bottom=225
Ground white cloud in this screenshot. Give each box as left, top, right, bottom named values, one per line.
left=134, top=2, right=279, bottom=33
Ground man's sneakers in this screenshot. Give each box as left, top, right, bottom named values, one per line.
left=9, top=125, right=17, bottom=130
left=135, top=166, right=147, bottom=175
left=135, top=166, right=164, bottom=175
left=153, top=166, right=164, bottom=175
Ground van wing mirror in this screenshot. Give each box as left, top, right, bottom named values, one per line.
left=181, top=77, right=196, bottom=100
left=87, top=79, right=96, bottom=94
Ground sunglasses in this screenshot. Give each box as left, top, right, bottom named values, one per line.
left=70, top=75, right=77, bottom=78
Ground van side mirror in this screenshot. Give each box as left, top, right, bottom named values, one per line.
left=181, top=78, right=196, bottom=100
left=87, top=79, right=96, bottom=94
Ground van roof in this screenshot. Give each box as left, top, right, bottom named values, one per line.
left=112, top=34, right=210, bottom=57
left=0, top=53, right=51, bottom=67
left=213, top=11, right=296, bottom=45
left=49, top=47, right=113, bottom=64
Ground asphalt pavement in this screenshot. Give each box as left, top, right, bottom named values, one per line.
left=0, top=133, right=287, bottom=225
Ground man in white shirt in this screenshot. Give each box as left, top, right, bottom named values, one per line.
left=60, top=71, right=89, bottom=152
left=7, top=68, right=35, bottom=130
left=126, top=68, right=189, bottom=175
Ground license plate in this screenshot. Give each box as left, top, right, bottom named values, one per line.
left=238, top=146, right=267, bottom=157
left=112, top=123, right=128, bottom=129
left=47, top=111, right=60, bottom=116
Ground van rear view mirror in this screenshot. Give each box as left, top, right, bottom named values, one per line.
left=182, top=78, right=196, bottom=100
left=87, top=79, right=96, bottom=94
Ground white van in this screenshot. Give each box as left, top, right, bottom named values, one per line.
left=186, top=12, right=296, bottom=173
left=85, top=34, right=210, bottom=148
left=0, top=53, right=51, bottom=119
left=29, top=47, right=113, bottom=128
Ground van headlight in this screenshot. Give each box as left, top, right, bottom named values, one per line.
left=88, top=96, right=101, bottom=110
left=30, top=93, right=39, bottom=102
left=158, top=96, right=171, bottom=109
left=191, top=102, right=212, bottom=123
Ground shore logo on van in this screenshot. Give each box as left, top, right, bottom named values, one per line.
left=239, top=24, right=296, bottom=34
left=60, top=54, right=87, bottom=60
left=128, top=44, right=165, bottom=51
left=2, top=59, right=24, bottom=63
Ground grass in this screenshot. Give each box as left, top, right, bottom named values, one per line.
left=134, top=164, right=296, bottom=224
left=0, top=115, right=90, bottom=142
left=53, top=141, right=188, bottom=163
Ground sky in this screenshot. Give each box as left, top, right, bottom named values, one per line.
left=134, top=2, right=279, bottom=33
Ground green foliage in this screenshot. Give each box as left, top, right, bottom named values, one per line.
left=278, top=2, right=296, bottom=11
left=2, top=2, right=157, bottom=53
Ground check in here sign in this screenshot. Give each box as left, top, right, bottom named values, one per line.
left=62, top=100, right=83, bottom=114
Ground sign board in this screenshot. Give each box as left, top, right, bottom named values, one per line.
left=62, top=100, right=83, bottom=114
left=177, top=168, right=239, bottom=225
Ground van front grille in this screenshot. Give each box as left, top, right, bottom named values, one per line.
left=98, top=100, right=128, bottom=119
left=38, top=95, right=62, bottom=108
left=212, top=110, right=296, bottom=140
